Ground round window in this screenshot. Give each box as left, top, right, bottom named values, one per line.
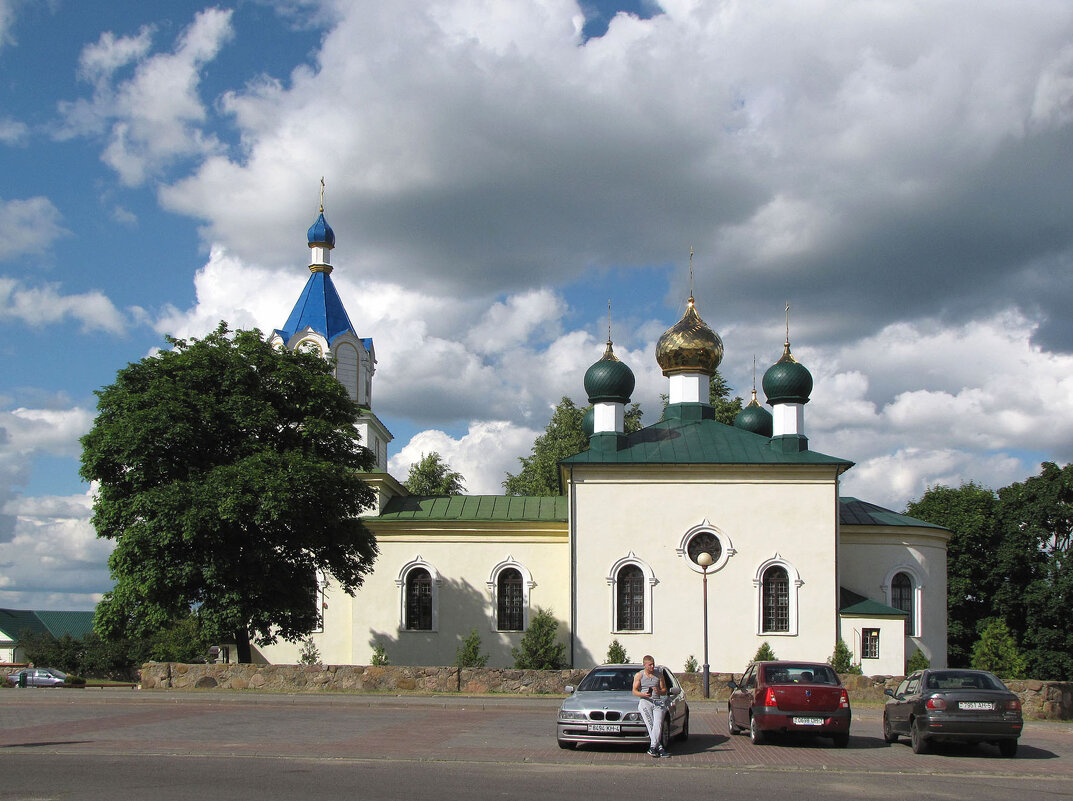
left=686, top=531, right=722, bottom=566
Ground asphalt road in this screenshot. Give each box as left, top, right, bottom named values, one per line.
left=2, top=690, right=1071, bottom=801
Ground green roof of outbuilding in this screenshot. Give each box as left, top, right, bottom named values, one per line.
left=560, top=405, right=852, bottom=468
left=378, top=495, right=568, bottom=522
left=839, top=587, right=907, bottom=617
left=839, top=497, right=949, bottom=530
left=0, top=609, right=95, bottom=640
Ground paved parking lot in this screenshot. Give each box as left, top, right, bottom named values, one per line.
left=2, top=690, right=1071, bottom=779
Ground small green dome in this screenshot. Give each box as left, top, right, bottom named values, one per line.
left=734, top=391, right=773, bottom=436
left=763, top=342, right=813, bottom=405
left=584, top=341, right=635, bottom=404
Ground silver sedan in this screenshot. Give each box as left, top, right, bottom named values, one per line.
left=556, top=664, right=689, bottom=750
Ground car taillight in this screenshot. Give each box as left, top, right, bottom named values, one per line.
left=926, top=697, right=947, bottom=710
left=839, top=689, right=849, bottom=709
left=764, top=687, right=778, bottom=708
left=1006, top=699, right=1021, bottom=712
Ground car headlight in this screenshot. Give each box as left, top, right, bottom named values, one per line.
left=624, top=712, right=640, bottom=721
left=559, top=710, right=588, bottom=721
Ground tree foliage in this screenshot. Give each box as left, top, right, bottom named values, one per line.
left=907, top=464, right=1073, bottom=680
left=606, top=639, right=629, bottom=664
left=829, top=638, right=859, bottom=674
left=753, top=642, right=776, bottom=661
left=80, top=323, right=379, bottom=663
left=503, top=397, right=642, bottom=496
left=404, top=452, right=467, bottom=495
left=906, top=649, right=930, bottom=672
left=512, top=607, right=567, bottom=669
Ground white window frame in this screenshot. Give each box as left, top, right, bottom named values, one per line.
left=396, top=556, right=441, bottom=633
left=883, top=565, right=924, bottom=638
left=753, top=554, right=802, bottom=636
left=607, top=552, right=657, bottom=634
left=486, top=556, right=535, bottom=633
left=676, top=519, right=736, bottom=574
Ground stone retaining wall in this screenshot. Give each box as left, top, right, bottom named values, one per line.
left=139, top=663, right=1073, bottom=719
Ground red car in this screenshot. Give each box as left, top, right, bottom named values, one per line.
left=728, top=661, right=851, bottom=747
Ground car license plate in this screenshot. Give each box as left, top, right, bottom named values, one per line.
left=959, top=702, right=994, bottom=711
left=588, top=723, right=620, bottom=733
left=792, top=717, right=824, bottom=726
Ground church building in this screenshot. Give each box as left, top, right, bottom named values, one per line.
left=257, top=206, right=951, bottom=676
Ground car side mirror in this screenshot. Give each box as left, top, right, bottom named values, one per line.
left=564, top=685, right=575, bottom=694
left=884, top=688, right=895, bottom=698
left=727, top=680, right=738, bottom=690
left=668, top=687, right=681, bottom=697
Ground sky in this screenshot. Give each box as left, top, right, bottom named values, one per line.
left=3, top=0, right=1073, bottom=611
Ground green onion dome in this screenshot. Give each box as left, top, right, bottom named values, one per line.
left=762, top=342, right=813, bottom=405
left=655, top=297, right=724, bottom=377
left=584, top=340, right=635, bottom=404
left=734, top=389, right=774, bottom=436
left=582, top=406, right=595, bottom=437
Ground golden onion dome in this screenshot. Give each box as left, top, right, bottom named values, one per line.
left=655, top=297, right=724, bottom=377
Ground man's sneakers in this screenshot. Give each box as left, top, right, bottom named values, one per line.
left=647, top=746, right=660, bottom=757
left=648, top=745, right=671, bottom=758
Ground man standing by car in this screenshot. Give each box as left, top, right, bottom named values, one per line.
left=633, top=655, right=671, bottom=758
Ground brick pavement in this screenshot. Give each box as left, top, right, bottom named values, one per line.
left=1, top=690, right=1071, bottom=780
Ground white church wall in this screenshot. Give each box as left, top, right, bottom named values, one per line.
left=570, top=465, right=842, bottom=673
left=838, top=529, right=950, bottom=670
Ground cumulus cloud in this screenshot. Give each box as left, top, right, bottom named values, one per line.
left=0, top=277, right=125, bottom=334
left=57, top=8, right=234, bottom=186
left=0, top=196, right=67, bottom=262
left=0, top=117, right=28, bottom=144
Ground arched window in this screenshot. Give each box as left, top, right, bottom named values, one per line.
left=497, top=568, right=524, bottom=631
left=761, top=565, right=790, bottom=633
left=617, top=565, right=645, bottom=631
left=405, top=568, right=433, bottom=631
left=891, top=572, right=915, bottom=636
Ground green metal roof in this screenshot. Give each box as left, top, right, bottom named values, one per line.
left=839, top=497, right=949, bottom=530
left=378, top=495, right=568, bottom=523
left=561, top=405, right=853, bottom=468
left=0, top=609, right=95, bottom=640
left=839, top=587, right=907, bottom=617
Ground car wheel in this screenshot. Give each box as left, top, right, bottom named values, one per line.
left=998, top=739, right=1018, bottom=758
left=728, top=707, right=741, bottom=735
left=749, top=716, right=767, bottom=745
left=882, top=713, right=898, bottom=744
left=831, top=733, right=849, bottom=748
left=661, top=717, right=672, bottom=750
left=557, top=738, right=576, bottom=750
left=676, top=711, right=690, bottom=742
left=910, top=720, right=929, bottom=754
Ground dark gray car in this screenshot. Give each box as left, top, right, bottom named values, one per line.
left=556, top=664, right=689, bottom=750
left=883, top=668, right=1023, bottom=756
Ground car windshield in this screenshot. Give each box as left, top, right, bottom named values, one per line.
left=925, top=671, right=1006, bottom=691
left=577, top=668, right=636, bottom=692
left=763, top=665, right=838, bottom=685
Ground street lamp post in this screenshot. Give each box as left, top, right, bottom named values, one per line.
left=697, top=551, right=713, bottom=699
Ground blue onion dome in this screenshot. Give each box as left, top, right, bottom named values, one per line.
left=763, top=341, right=813, bottom=405
left=734, top=389, right=774, bottom=436
left=582, top=406, right=595, bottom=437
left=655, top=297, right=724, bottom=376
left=584, top=340, right=635, bottom=404
left=307, top=211, right=336, bottom=248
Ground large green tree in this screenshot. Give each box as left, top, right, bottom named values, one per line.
left=996, top=462, right=1073, bottom=679
left=404, top=452, right=467, bottom=495
left=906, top=482, right=1004, bottom=667
left=80, top=323, right=378, bottom=663
left=503, top=397, right=642, bottom=496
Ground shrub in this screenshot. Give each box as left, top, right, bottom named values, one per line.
left=753, top=642, right=776, bottom=661
left=971, top=619, right=1027, bottom=679
left=456, top=629, right=489, bottom=668
left=298, top=637, right=322, bottom=666
left=906, top=649, right=930, bottom=673
left=606, top=639, right=628, bottom=664
left=370, top=643, right=389, bottom=666
left=684, top=655, right=698, bottom=673
left=512, top=607, right=567, bottom=670
left=829, top=638, right=855, bottom=673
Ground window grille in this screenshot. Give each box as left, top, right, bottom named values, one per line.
left=616, top=565, right=645, bottom=631
left=761, top=566, right=789, bottom=632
